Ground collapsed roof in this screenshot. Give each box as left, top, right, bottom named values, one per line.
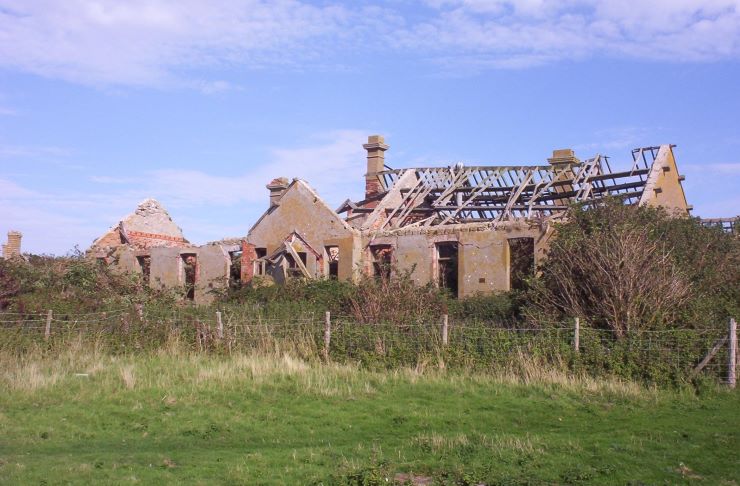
left=339, top=142, right=689, bottom=232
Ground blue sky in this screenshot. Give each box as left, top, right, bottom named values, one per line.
left=1, top=0, right=739, bottom=255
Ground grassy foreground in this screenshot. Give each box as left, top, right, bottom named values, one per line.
left=0, top=342, right=738, bottom=485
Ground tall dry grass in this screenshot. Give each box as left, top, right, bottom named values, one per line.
left=0, top=332, right=666, bottom=404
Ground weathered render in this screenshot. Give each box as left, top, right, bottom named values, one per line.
left=247, top=136, right=691, bottom=297
left=243, top=178, right=360, bottom=284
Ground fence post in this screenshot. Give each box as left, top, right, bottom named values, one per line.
left=441, top=314, right=449, bottom=346
left=323, top=311, right=331, bottom=361
left=45, top=310, right=52, bottom=341
left=729, top=318, right=737, bottom=389
left=216, top=311, right=223, bottom=339
left=574, top=317, right=580, bottom=353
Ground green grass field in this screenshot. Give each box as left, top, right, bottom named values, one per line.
left=1, top=341, right=738, bottom=485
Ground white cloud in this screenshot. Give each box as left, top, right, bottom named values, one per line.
left=683, top=162, right=740, bottom=175
left=573, top=127, right=656, bottom=153
left=1, top=0, right=739, bottom=86
left=145, top=129, right=368, bottom=207
left=406, top=0, right=740, bottom=69
left=0, top=144, right=71, bottom=158
left=0, top=0, right=359, bottom=86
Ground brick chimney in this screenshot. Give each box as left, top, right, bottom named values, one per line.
left=266, top=177, right=290, bottom=207
left=363, top=135, right=389, bottom=201
left=3, top=230, right=22, bottom=258
left=547, top=148, right=581, bottom=167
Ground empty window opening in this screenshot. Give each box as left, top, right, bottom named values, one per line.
left=229, top=251, right=242, bottom=288
left=136, top=255, right=151, bottom=285
left=508, top=237, right=535, bottom=291
left=181, top=253, right=197, bottom=300
left=286, top=251, right=307, bottom=278
left=254, top=247, right=267, bottom=276
left=436, top=242, right=458, bottom=296
left=325, top=246, right=339, bottom=278
left=370, top=245, right=393, bottom=278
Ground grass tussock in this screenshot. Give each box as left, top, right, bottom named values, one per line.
left=1, top=338, right=666, bottom=402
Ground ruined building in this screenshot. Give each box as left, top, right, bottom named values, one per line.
left=243, top=136, right=690, bottom=297
left=89, top=199, right=241, bottom=304
left=87, top=135, right=693, bottom=302
left=1, top=230, right=22, bottom=259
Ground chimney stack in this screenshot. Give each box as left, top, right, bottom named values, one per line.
left=266, top=177, right=290, bottom=207
left=3, top=230, right=22, bottom=259
left=547, top=148, right=580, bottom=167
left=363, top=135, right=389, bottom=202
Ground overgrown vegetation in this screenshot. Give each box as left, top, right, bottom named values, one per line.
left=1, top=205, right=738, bottom=483
left=1, top=201, right=738, bottom=386
left=0, top=250, right=180, bottom=315
left=526, top=199, right=740, bottom=334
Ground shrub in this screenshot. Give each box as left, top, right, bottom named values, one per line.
left=346, top=270, right=444, bottom=325
left=447, top=291, right=522, bottom=323
left=0, top=252, right=179, bottom=314
left=527, top=198, right=740, bottom=334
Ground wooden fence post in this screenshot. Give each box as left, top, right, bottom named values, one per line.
left=729, top=318, right=737, bottom=389
left=574, top=317, right=580, bottom=353
left=441, top=314, right=449, bottom=346
left=45, top=310, right=52, bottom=341
left=216, top=311, right=224, bottom=339
left=323, top=311, right=331, bottom=361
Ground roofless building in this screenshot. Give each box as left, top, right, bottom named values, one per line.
left=243, top=135, right=690, bottom=297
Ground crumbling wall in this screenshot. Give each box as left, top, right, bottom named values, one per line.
left=364, top=221, right=547, bottom=297
left=194, top=244, right=231, bottom=305
left=639, top=145, right=690, bottom=215
left=247, top=179, right=359, bottom=283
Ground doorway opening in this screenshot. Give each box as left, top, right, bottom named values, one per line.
left=181, top=253, right=197, bottom=300
left=370, top=244, right=393, bottom=278
left=325, top=246, right=339, bottom=278
left=508, top=237, right=535, bottom=291
left=436, top=242, right=458, bottom=296
left=136, top=255, right=151, bottom=286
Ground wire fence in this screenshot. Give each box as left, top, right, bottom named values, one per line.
left=1, top=307, right=736, bottom=386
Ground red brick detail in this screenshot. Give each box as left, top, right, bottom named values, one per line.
left=365, top=178, right=383, bottom=208
left=241, top=241, right=257, bottom=285
left=126, top=231, right=188, bottom=243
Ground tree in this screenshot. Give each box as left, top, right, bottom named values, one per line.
left=528, top=199, right=740, bottom=335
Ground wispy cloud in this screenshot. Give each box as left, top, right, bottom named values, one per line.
left=0, top=0, right=738, bottom=87
left=0, top=0, right=362, bottom=87
left=2, top=130, right=369, bottom=253
left=404, top=0, right=740, bottom=70
left=144, top=129, right=368, bottom=207
left=0, top=144, right=72, bottom=158
left=573, top=127, right=658, bottom=154
left=684, top=162, right=740, bottom=175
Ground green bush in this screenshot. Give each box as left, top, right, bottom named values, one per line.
left=447, top=291, right=522, bottom=323
left=0, top=252, right=179, bottom=315
left=526, top=199, right=740, bottom=334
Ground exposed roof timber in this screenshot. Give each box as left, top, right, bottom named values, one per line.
left=353, top=145, right=666, bottom=229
